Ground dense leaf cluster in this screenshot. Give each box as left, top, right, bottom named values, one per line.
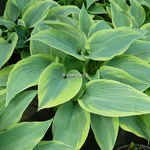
left=1, top=0, right=150, bottom=150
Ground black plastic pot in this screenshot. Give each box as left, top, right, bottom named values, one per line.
left=116, top=144, right=150, bottom=150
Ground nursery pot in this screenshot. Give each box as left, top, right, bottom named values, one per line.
left=116, top=144, right=150, bottom=150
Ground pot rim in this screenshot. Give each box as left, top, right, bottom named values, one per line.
left=116, top=144, right=150, bottom=150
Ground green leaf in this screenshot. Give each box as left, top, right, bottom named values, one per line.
left=0, top=18, right=15, bottom=29
left=50, top=48, right=66, bottom=61
left=0, top=65, right=14, bottom=86
left=145, top=11, right=150, bottom=25
left=130, top=0, right=146, bottom=26
left=12, top=0, right=32, bottom=15
left=86, top=0, right=95, bottom=9
left=38, top=20, right=87, bottom=48
left=112, top=0, right=129, bottom=11
left=125, top=40, right=150, bottom=63
left=38, top=63, right=82, bottom=109
left=29, top=28, right=84, bottom=60
left=78, top=79, right=150, bottom=117
left=0, top=87, right=6, bottom=91
left=30, top=25, right=52, bottom=55
left=21, top=0, right=45, bottom=15
left=6, top=54, right=54, bottom=105
left=88, top=20, right=111, bottom=38
left=85, top=28, right=144, bottom=61
left=78, top=5, right=94, bottom=35
left=13, top=25, right=28, bottom=48
left=140, top=23, right=150, bottom=41
left=119, top=116, right=150, bottom=140
left=0, top=90, right=37, bottom=131
left=0, top=89, right=6, bottom=113
left=0, top=89, right=6, bottom=101
left=21, top=50, right=30, bottom=59
left=145, top=88, right=150, bottom=97
left=56, top=15, right=78, bottom=28
left=0, top=33, right=18, bottom=69
left=47, top=5, right=80, bottom=20
left=110, top=0, right=132, bottom=28
left=142, top=1, right=150, bottom=9
left=53, top=101, right=90, bottom=149
left=132, top=28, right=147, bottom=35
left=105, top=54, right=150, bottom=85
left=22, top=1, right=51, bottom=27
left=99, top=66, right=149, bottom=91
left=34, top=140, right=76, bottom=150
left=88, top=3, right=107, bottom=14
left=73, top=77, right=88, bottom=100
left=0, top=120, right=52, bottom=150
left=135, top=0, right=144, bottom=3
left=4, top=0, right=19, bottom=22
left=62, top=55, right=84, bottom=73
left=17, top=19, right=26, bottom=26
left=91, top=114, right=119, bottom=150
left=142, top=114, right=150, bottom=129
left=144, top=0, right=150, bottom=5
left=0, top=101, right=5, bottom=113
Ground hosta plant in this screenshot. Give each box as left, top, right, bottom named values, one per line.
left=1, top=0, right=150, bottom=150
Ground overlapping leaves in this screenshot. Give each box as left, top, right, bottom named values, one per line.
left=85, top=28, right=144, bottom=61
left=0, top=90, right=37, bottom=131
left=30, top=28, right=84, bottom=60
left=22, top=1, right=51, bottom=27
left=6, top=54, right=54, bottom=104
left=1, top=0, right=150, bottom=150
left=0, top=120, right=52, bottom=150
left=105, top=55, right=150, bottom=85
left=0, top=33, right=18, bottom=69
left=79, top=79, right=150, bottom=117
left=38, top=63, right=82, bottom=109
